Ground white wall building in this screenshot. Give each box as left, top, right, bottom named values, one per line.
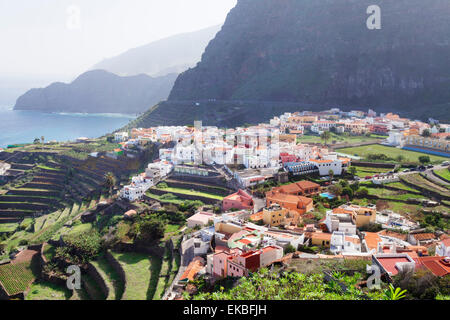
left=114, top=132, right=129, bottom=142
left=436, top=238, right=450, bottom=257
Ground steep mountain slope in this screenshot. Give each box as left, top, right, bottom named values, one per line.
left=168, top=0, right=450, bottom=118
left=14, top=70, right=177, bottom=114
left=92, top=25, right=221, bottom=77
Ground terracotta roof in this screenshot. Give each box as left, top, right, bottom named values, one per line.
left=413, top=233, right=436, bottom=241
left=310, top=232, right=332, bottom=241
left=416, top=256, right=450, bottom=277
left=364, top=232, right=382, bottom=251
left=180, top=257, right=205, bottom=282
left=378, top=230, right=408, bottom=241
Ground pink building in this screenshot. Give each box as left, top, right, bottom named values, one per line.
left=222, top=189, right=254, bottom=211
left=280, top=153, right=298, bottom=164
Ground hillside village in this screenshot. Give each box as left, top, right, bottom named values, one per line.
left=0, top=107, right=449, bottom=300
left=111, top=108, right=449, bottom=300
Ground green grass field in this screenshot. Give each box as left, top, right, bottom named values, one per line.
left=297, top=133, right=384, bottom=145
left=154, top=186, right=224, bottom=200
left=337, top=144, right=448, bottom=163
left=25, top=282, right=71, bottom=300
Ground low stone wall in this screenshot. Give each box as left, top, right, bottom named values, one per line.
left=104, top=250, right=126, bottom=298
left=6, top=189, right=61, bottom=198
left=352, top=162, right=396, bottom=169
left=85, top=262, right=109, bottom=299
left=22, top=183, right=62, bottom=191
left=113, top=242, right=165, bottom=258
left=0, top=196, right=59, bottom=206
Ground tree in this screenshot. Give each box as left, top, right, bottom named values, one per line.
left=104, top=172, right=116, bottom=195
left=284, top=244, right=297, bottom=254
left=329, top=184, right=343, bottom=196
left=341, top=187, right=354, bottom=199
left=135, top=218, right=165, bottom=243
left=348, top=166, right=357, bottom=176
left=396, top=155, right=405, bottom=162
left=419, top=156, right=431, bottom=165
left=422, top=129, right=431, bottom=137
left=321, top=131, right=332, bottom=145
left=33, top=138, right=41, bottom=144
left=350, top=181, right=360, bottom=192
left=328, top=169, right=335, bottom=181
left=355, top=187, right=369, bottom=198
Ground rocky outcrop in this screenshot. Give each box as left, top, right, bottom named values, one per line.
left=168, top=0, right=450, bottom=120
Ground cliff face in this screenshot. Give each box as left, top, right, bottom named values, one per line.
left=168, top=0, right=450, bottom=116
left=14, top=70, right=177, bottom=114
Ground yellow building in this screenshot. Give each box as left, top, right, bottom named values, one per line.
left=215, top=222, right=242, bottom=235
left=262, top=204, right=301, bottom=227
left=334, top=205, right=376, bottom=227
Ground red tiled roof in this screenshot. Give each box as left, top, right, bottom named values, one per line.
left=180, top=257, right=205, bottom=282
left=413, top=233, right=436, bottom=241
left=416, top=256, right=450, bottom=277
left=376, top=256, right=411, bottom=275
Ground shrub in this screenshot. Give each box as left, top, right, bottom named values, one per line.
left=57, top=231, right=102, bottom=264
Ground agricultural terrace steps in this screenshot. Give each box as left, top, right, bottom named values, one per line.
left=431, top=170, right=450, bottom=184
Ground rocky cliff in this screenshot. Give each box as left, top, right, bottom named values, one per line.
left=14, top=70, right=177, bottom=114
left=168, top=0, right=450, bottom=119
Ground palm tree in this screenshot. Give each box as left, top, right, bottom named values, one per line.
left=104, top=172, right=116, bottom=195
left=320, top=131, right=332, bottom=146
left=328, top=169, right=335, bottom=182
left=384, top=284, right=407, bottom=300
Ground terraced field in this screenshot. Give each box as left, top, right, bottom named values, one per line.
left=90, top=257, right=125, bottom=300
left=0, top=260, right=37, bottom=296
left=153, top=246, right=180, bottom=300
left=337, top=144, right=448, bottom=163
left=111, top=252, right=162, bottom=300
left=434, top=168, right=450, bottom=182
left=401, top=174, right=450, bottom=199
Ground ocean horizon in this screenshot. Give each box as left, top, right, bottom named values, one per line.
left=0, top=106, right=136, bottom=148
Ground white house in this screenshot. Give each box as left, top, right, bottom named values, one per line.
left=436, top=238, right=450, bottom=257
left=114, top=132, right=129, bottom=142
left=324, top=210, right=357, bottom=235
left=386, top=130, right=404, bottom=147
left=330, top=231, right=361, bottom=254
left=187, top=211, right=214, bottom=229
left=120, top=174, right=154, bottom=202
left=0, top=162, right=11, bottom=176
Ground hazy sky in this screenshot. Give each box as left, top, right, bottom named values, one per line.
left=0, top=0, right=237, bottom=78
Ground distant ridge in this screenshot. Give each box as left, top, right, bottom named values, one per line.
left=92, top=25, right=221, bottom=77
left=14, top=70, right=177, bottom=114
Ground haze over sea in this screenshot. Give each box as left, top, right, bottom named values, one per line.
left=0, top=106, right=135, bottom=148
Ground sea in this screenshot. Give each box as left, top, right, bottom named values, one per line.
left=0, top=106, right=136, bottom=148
